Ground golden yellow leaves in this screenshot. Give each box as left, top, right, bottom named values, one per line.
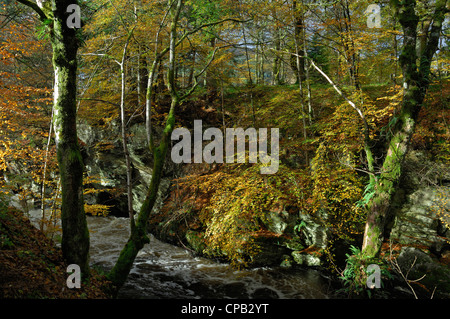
left=84, top=204, right=111, bottom=217
left=175, top=163, right=306, bottom=267
left=82, top=175, right=113, bottom=217
left=370, top=86, right=402, bottom=127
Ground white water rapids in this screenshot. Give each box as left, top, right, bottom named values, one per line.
left=87, top=216, right=333, bottom=299
left=19, top=198, right=333, bottom=299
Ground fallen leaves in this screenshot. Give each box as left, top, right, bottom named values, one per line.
left=0, top=207, right=112, bottom=299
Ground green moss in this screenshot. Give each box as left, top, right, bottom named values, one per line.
left=107, top=224, right=150, bottom=291
left=68, top=148, right=84, bottom=165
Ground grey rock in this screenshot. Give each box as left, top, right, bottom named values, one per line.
left=292, top=250, right=322, bottom=267
left=78, top=120, right=171, bottom=217
left=394, top=247, right=450, bottom=297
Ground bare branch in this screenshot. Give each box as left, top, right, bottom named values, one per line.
left=78, top=98, right=119, bottom=107
left=388, top=241, right=428, bottom=299
left=180, top=46, right=220, bottom=101
left=15, top=0, right=48, bottom=21
left=281, top=49, right=376, bottom=182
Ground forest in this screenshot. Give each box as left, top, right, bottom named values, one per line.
left=0, top=0, right=449, bottom=301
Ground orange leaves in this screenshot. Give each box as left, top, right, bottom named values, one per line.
left=0, top=17, right=47, bottom=68
left=0, top=14, right=54, bottom=215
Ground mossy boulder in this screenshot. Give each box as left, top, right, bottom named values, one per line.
left=390, top=151, right=450, bottom=258
left=292, top=246, right=324, bottom=267
left=78, top=120, right=171, bottom=216
left=390, top=186, right=450, bottom=255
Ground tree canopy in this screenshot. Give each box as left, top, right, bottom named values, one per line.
left=1, top=0, right=449, bottom=298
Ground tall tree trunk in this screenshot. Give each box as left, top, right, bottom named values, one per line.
left=272, top=28, right=282, bottom=85
left=137, top=53, right=148, bottom=107
left=205, top=37, right=217, bottom=98
left=51, top=0, right=90, bottom=277
left=335, top=0, right=360, bottom=91
left=40, top=106, right=54, bottom=232
left=120, top=29, right=136, bottom=224
left=238, top=2, right=256, bottom=125
left=391, top=17, right=399, bottom=85
left=292, top=0, right=305, bottom=83
left=187, top=49, right=196, bottom=87
left=15, top=0, right=90, bottom=276
left=108, top=0, right=224, bottom=290
left=256, top=39, right=263, bottom=84
left=292, top=0, right=309, bottom=165
left=301, top=0, right=312, bottom=123
left=361, top=0, right=447, bottom=258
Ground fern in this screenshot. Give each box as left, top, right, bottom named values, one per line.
left=36, top=19, right=52, bottom=40
left=294, top=220, right=307, bottom=233
left=339, top=245, right=392, bottom=298
left=356, top=180, right=376, bottom=208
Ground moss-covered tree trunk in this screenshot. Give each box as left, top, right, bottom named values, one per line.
left=361, top=0, right=447, bottom=258
left=108, top=0, right=225, bottom=292
left=51, top=0, right=90, bottom=275
left=107, top=105, right=176, bottom=290
left=107, top=0, right=183, bottom=291
left=16, top=0, right=90, bottom=275
left=108, top=101, right=178, bottom=289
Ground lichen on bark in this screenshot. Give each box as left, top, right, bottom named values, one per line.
left=361, top=0, right=447, bottom=258
left=50, top=0, right=90, bottom=276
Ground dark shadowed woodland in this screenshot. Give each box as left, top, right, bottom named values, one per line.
left=0, top=0, right=449, bottom=300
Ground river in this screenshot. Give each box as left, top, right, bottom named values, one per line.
left=86, top=216, right=335, bottom=299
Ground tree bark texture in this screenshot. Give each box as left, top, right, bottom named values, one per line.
left=361, top=0, right=447, bottom=258
left=15, top=0, right=91, bottom=275
left=50, top=0, right=90, bottom=276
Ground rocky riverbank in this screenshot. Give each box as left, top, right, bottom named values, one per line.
left=75, top=118, right=449, bottom=298
left=147, top=149, right=450, bottom=298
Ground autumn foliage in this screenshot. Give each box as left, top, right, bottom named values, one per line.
left=1, top=0, right=449, bottom=298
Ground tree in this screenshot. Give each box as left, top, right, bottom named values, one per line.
left=119, top=27, right=137, bottom=222
left=15, top=0, right=90, bottom=276
left=292, top=0, right=306, bottom=84
left=335, top=0, right=361, bottom=90
left=107, top=0, right=235, bottom=291
left=106, top=0, right=184, bottom=290
left=361, top=0, right=448, bottom=258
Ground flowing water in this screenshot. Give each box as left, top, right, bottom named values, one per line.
left=86, top=216, right=334, bottom=299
